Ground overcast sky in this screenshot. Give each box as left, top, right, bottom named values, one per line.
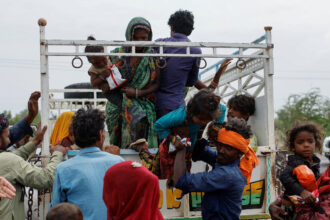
left=0, top=0, right=329, bottom=115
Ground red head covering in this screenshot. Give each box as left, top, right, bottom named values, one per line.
left=103, top=161, right=164, bottom=220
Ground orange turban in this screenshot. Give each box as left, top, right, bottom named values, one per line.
left=50, top=112, right=75, bottom=146
left=218, top=128, right=259, bottom=184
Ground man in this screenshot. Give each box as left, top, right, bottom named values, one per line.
left=0, top=114, right=66, bottom=220
left=155, top=10, right=201, bottom=118
left=8, top=91, right=40, bottom=147
left=173, top=118, right=259, bottom=220
left=50, top=108, right=124, bottom=220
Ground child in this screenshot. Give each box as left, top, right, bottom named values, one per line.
left=103, top=161, right=164, bottom=220
left=279, top=121, right=324, bottom=219
left=190, top=121, right=223, bottom=169
left=227, top=94, right=258, bottom=147
left=85, top=36, right=127, bottom=99
left=135, top=89, right=225, bottom=183
left=46, top=203, right=83, bottom=220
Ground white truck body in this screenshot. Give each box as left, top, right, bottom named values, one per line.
left=37, top=18, right=275, bottom=219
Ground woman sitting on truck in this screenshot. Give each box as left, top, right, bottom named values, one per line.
left=105, top=17, right=160, bottom=149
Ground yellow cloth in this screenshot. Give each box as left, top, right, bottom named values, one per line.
left=217, top=128, right=259, bottom=184
left=50, top=112, right=75, bottom=146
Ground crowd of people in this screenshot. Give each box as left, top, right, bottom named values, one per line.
left=0, top=9, right=329, bottom=220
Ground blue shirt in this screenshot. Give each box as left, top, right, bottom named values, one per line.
left=154, top=105, right=226, bottom=151
left=176, top=147, right=246, bottom=220
left=155, top=33, right=202, bottom=111
left=50, top=147, right=124, bottom=220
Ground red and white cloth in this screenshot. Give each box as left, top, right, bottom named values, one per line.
left=106, top=64, right=127, bottom=90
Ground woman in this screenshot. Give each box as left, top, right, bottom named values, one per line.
left=103, top=161, right=163, bottom=220
left=50, top=112, right=75, bottom=148
left=106, top=17, right=160, bottom=149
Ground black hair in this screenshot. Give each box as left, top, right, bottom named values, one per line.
left=46, top=203, right=83, bottom=220
left=72, top=108, right=105, bottom=148
left=187, top=89, right=221, bottom=120
left=207, top=122, right=224, bottom=143
left=286, top=120, right=324, bottom=151
left=168, top=10, right=194, bottom=36
left=228, top=94, right=256, bottom=117
left=84, top=36, right=104, bottom=53
left=0, top=114, right=9, bottom=136
left=225, top=117, right=253, bottom=139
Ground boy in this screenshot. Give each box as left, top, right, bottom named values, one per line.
left=47, top=203, right=83, bottom=220
left=85, top=36, right=127, bottom=97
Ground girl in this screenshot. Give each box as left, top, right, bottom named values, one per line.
left=279, top=121, right=326, bottom=219
left=50, top=112, right=75, bottom=147
left=155, top=89, right=225, bottom=182
left=103, top=161, right=164, bottom=220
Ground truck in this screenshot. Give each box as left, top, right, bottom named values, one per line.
left=35, top=18, right=276, bottom=220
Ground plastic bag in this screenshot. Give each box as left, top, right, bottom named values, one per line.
left=292, top=165, right=317, bottom=192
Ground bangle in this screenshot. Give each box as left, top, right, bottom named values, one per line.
left=135, top=89, right=139, bottom=98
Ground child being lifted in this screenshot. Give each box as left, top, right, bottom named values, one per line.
left=84, top=36, right=127, bottom=100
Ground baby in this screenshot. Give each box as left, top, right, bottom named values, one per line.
left=85, top=36, right=127, bottom=95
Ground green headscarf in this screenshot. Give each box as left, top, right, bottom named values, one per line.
left=106, top=17, right=158, bottom=149
left=125, top=17, right=153, bottom=41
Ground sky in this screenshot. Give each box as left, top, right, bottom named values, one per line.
left=0, top=0, right=329, bottom=115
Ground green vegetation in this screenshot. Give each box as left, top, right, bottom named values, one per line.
left=275, top=88, right=330, bottom=148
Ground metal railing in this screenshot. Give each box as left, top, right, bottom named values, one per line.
left=37, top=18, right=275, bottom=219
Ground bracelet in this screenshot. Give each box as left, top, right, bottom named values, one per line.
left=135, top=89, right=139, bottom=98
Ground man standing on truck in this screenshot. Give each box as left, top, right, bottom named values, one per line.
left=173, top=118, right=259, bottom=220
left=154, top=9, right=201, bottom=118
left=50, top=108, right=124, bottom=220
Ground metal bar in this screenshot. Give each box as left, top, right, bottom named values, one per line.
left=50, top=89, right=102, bottom=92
left=250, top=72, right=264, bottom=81
left=43, top=40, right=271, bottom=48
left=253, top=84, right=265, bottom=97
left=263, top=26, right=276, bottom=213
left=221, top=90, right=237, bottom=98
left=240, top=75, right=254, bottom=90
left=219, top=85, right=228, bottom=97
left=199, top=35, right=267, bottom=76
left=241, top=90, right=253, bottom=97
left=39, top=25, right=50, bottom=164
left=200, top=49, right=264, bottom=80
left=45, top=52, right=268, bottom=59
left=38, top=18, right=49, bottom=220
left=243, top=80, right=264, bottom=90
left=226, top=83, right=237, bottom=93
left=219, top=60, right=264, bottom=86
